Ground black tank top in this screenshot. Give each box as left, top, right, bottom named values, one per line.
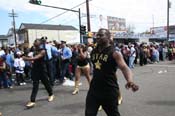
left=32, top=48, right=46, bottom=70
left=77, top=52, right=89, bottom=66
left=89, top=46, right=119, bottom=98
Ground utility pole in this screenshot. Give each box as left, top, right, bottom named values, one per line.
left=86, top=0, right=91, bottom=31
left=167, top=0, right=170, bottom=41
left=9, top=9, right=18, bottom=47
left=152, top=15, right=154, bottom=29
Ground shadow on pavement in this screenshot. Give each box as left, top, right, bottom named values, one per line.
left=146, top=100, right=175, bottom=106
left=54, top=102, right=85, bottom=114
left=11, top=86, right=32, bottom=91
left=0, top=100, right=26, bottom=109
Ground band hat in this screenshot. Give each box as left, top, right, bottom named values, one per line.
left=41, top=36, right=48, bottom=40
left=61, top=40, right=66, bottom=44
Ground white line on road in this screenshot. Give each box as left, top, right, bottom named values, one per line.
left=146, top=65, right=175, bottom=68
left=157, top=70, right=168, bottom=74
left=158, top=70, right=163, bottom=74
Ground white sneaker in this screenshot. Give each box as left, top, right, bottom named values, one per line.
left=9, top=86, right=13, bottom=89
left=48, top=95, right=55, bottom=102
left=23, top=82, right=26, bottom=85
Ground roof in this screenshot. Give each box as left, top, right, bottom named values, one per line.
left=0, top=35, right=6, bottom=38
left=0, top=35, right=7, bottom=40
left=19, top=23, right=78, bottom=31
left=7, top=28, right=19, bottom=35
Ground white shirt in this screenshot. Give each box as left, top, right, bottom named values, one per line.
left=14, top=58, right=25, bottom=73
left=130, top=47, right=136, bottom=57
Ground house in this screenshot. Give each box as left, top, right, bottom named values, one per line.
left=18, top=23, right=80, bottom=47
left=0, top=35, right=8, bottom=47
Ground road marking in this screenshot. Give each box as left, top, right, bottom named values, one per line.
left=157, top=70, right=168, bottom=74
left=158, top=71, right=163, bottom=74
left=146, top=65, right=175, bottom=68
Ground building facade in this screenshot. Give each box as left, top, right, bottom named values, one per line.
left=18, top=23, right=80, bottom=47
left=0, top=35, right=8, bottom=47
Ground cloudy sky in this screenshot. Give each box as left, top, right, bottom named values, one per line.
left=0, top=0, right=175, bottom=34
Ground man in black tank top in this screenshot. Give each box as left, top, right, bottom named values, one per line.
left=85, top=28, right=139, bottom=116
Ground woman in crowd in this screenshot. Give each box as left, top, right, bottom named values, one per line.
left=72, top=44, right=91, bottom=95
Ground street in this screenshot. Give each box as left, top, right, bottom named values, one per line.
left=0, top=60, right=175, bottom=116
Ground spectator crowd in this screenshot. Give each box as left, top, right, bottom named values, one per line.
left=0, top=37, right=175, bottom=89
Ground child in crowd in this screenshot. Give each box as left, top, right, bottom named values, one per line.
left=14, top=51, right=26, bottom=86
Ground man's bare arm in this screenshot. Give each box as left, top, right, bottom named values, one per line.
left=23, top=50, right=45, bottom=61
left=113, top=51, right=139, bottom=92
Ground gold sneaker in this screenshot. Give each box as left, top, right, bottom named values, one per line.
left=26, top=102, right=36, bottom=108
left=118, top=96, right=123, bottom=105
left=48, top=95, right=55, bottom=102
left=98, top=105, right=102, bottom=111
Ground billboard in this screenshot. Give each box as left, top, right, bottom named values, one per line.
left=150, top=25, right=175, bottom=36
left=107, top=16, right=126, bottom=31
left=150, top=26, right=167, bottom=36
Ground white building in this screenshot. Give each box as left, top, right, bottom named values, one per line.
left=18, top=23, right=80, bottom=47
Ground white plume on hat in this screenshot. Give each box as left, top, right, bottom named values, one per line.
left=16, top=51, right=22, bottom=55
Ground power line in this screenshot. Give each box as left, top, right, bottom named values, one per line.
left=40, top=1, right=87, bottom=24
left=59, top=13, right=77, bottom=24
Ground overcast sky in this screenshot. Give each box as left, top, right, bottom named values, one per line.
left=0, top=0, right=175, bottom=34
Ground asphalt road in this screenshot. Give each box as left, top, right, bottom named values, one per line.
left=0, top=60, right=175, bottom=116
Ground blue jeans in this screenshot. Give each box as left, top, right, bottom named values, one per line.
left=60, top=60, right=70, bottom=82
left=0, top=72, right=8, bottom=88
left=129, top=56, right=135, bottom=68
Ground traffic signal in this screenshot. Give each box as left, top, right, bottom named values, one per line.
left=29, top=0, right=41, bottom=5
left=80, top=25, right=86, bottom=35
